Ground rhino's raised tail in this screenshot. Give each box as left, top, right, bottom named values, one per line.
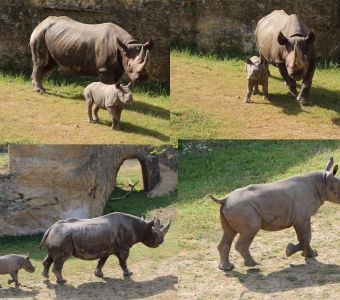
left=206, top=194, right=227, bottom=205
left=39, top=224, right=54, bottom=250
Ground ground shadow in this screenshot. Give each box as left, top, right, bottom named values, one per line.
left=126, top=101, right=170, bottom=120
left=0, top=285, right=39, bottom=298
left=44, top=275, right=177, bottom=300
left=225, top=258, right=340, bottom=294
left=97, top=120, right=169, bottom=142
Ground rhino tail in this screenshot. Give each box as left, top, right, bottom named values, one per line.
left=206, top=194, right=227, bottom=205
left=39, top=224, right=54, bottom=250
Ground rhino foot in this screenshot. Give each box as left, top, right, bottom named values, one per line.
left=94, top=270, right=104, bottom=278
left=41, top=270, right=49, bottom=278
left=302, top=249, right=318, bottom=258
left=34, top=87, right=45, bottom=94
left=56, top=279, right=67, bottom=285
left=297, top=96, right=312, bottom=106
left=123, top=271, right=133, bottom=277
left=244, top=258, right=258, bottom=267
left=243, top=98, right=250, bottom=103
left=218, top=262, right=234, bottom=271
left=286, top=243, right=297, bottom=257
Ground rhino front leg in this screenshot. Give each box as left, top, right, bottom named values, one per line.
left=297, top=61, right=316, bottom=106
left=262, top=78, right=269, bottom=100
left=42, top=255, right=53, bottom=278
left=108, top=107, right=120, bottom=130
left=85, top=97, right=94, bottom=123
left=94, top=256, right=109, bottom=278
left=32, top=64, right=46, bottom=94
left=278, top=64, right=298, bottom=97
left=287, top=219, right=317, bottom=258
left=235, top=233, right=259, bottom=267
left=244, top=80, right=254, bottom=103
left=8, top=271, right=19, bottom=287
left=117, top=249, right=132, bottom=277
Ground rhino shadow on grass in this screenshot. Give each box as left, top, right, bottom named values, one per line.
left=97, top=120, right=169, bottom=142
left=43, top=275, right=177, bottom=300
left=125, top=101, right=170, bottom=120
left=225, top=258, right=340, bottom=294
left=0, top=286, right=39, bottom=298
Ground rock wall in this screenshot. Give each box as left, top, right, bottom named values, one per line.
left=171, top=0, right=340, bottom=59
left=0, top=144, right=168, bottom=236
left=0, top=0, right=169, bottom=83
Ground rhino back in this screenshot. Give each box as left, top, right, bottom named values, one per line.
left=225, top=172, right=324, bottom=231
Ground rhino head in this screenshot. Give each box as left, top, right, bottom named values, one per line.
left=23, top=254, right=35, bottom=273
left=246, top=56, right=267, bottom=81
left=324, top=157, right=340, bottom=204
left=142, top=218, right=171, bottom=248
left=118, top=39, right=153, bottom=84
left=115, top=82, right=133, bottom=105
left=277, top=30, right=315, bottom=81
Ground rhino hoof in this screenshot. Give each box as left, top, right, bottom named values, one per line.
left=94, top=270, right=103, bottom=278
left=302, top=249, right=318, bottom=258
left=41, top=271, right=49, bottom=278
left=244, top=258, right=258, bottom=267
left=123, top=271, right=133, bottom=277
left=286, top=243, right=296, bottom=257
left=7, top=279, right=12, bottom=285
left=219, top=263, right=234, bottom=271
left=57, top=279, right=67, bottom=285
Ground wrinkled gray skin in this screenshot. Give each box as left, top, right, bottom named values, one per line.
left=30, top=16, right=153, bottom=93
left=40, top=212, right=171, bottom=284
left=244, top=56, right=270, bottom=103
left=0, top=254, right=35, bottom=287
left=83, top=82, right=133, bottom=130
left=208, top=158, right=340, bottom=271
left=255, top=10, right=316, bottom=105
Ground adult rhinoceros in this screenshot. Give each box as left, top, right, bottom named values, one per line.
left=30, top=16, right=153, bottom=93
left=39, top=212, right=170, bottom=284
left=256, top=10, right=316, bottom=105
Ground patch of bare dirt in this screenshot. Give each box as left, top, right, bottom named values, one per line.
left=148, top=164, right=178, bottom=197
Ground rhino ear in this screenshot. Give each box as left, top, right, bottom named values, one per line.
left=26, top=253, right=30, bottom=260
left=117, top=39, right=128, bottom=53
left=278, top=32, right=289, bottom=46
left=246, top=57, right=254, bottom=65
left=143, top=38, right=154, bottom=50
left=333, top=165, right=338, bottom=176
left=325, top=157, right=333, bottom=171
left=305, top=30, right=315, bottom=44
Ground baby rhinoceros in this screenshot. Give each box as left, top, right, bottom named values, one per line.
left=83, top=82, right=133, bottom=130
left=244, top=56, right=270, bottom=103
left=208, top=157, right=340, bottom=271
left=0, top=254, right=35, bottom=287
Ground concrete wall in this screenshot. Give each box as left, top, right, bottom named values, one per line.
left=171, top=0, right=340, bottom=59
left=0, top=0, right=169, bottom=83
left=0, top=144, right=165, bottom=236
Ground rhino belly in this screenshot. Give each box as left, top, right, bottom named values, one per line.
left=45, top=27, right=98, bottom=76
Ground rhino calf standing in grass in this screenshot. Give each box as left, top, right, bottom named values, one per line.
left=83, top=82, right=133, bottom=130
left=0, top=254, right=35, bottom=287
left=40, top=212, right=171, bottom=284
left=244, top=56, right=270, bottom=103
left=208, top=158, right=340, bottom=271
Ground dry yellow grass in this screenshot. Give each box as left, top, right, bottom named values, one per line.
left=171, top=51, right=340, bottom=140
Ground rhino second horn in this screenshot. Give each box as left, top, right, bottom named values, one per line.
left=161, top=219, right=171, bottom=236
left=325, top=157, right=334, bottom=171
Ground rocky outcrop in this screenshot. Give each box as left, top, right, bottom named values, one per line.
left=171, top=0, right=340, bottom=59
left=0, top=0, right=169, bottom=84
left=0, top=144, right=176, bottom=236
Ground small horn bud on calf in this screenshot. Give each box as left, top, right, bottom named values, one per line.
left=83, top=82, right=133, bottom=130
left=39, top=212, right=171, bottom=284
left=0, top=254, right=35, bottom=287
left=207, top=157, right=340, bottom=271
left=244, top=56, right=270, bottom=103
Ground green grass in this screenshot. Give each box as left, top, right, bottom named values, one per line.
left=171, top=49, right=340, bottom=141
left=0, top=153, right=8, bottom=169
left=0, top=71, right=170, bottom=144
left=177, top=140, right=340, bottom=299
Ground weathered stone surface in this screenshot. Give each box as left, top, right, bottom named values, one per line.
left=0, top=144, right=176, bottom=236
left=171, top=0, right=340, bottom=59
left=0, top=0, right=169, bottom=83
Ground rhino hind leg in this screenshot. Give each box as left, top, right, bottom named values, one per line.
left=235, top=233, right=259, bottom=267
left=253, top=84, right=261, bottom=95
left=8, top=271, right=19, bottom=287
left=94, top=256, right=109, bottom=278
left=42, top=254, right=53, bottom=278
left=93, top=105, right=100, bottom=122
left=52, top=258, right=68, bottom=284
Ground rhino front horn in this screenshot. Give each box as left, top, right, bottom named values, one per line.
left=161, top=219, right=171, bottom=236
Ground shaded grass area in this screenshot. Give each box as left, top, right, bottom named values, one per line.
left=177, top=140, right=340, bottom=299
left=171, top=50, right=340, bottom=141
left=0, top=71, right=170, bottom=144
left=0, top=153, right=8, bottom=170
